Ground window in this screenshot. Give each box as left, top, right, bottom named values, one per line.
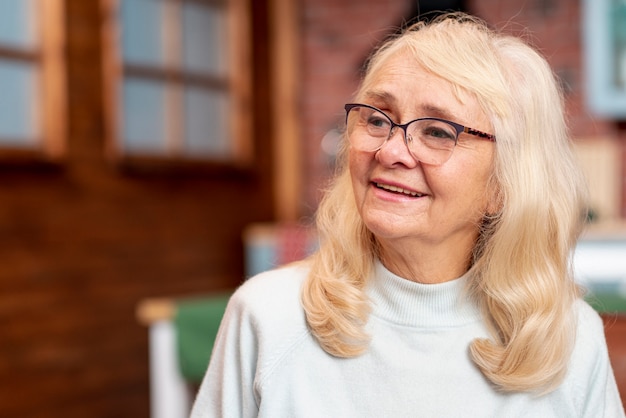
left=102, top=0, right=252, bottom=165
left=0, top=0, right=66, bottom=158
left=583, top=0, right=626, bottom=118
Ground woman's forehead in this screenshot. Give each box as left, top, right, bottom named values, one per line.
left=364, top=61, right=477, bottom=114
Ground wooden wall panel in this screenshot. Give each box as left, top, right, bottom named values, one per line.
left=0, top=0, right=274, bottom=416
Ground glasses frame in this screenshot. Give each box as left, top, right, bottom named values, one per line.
left=344, top=103, right=496, bottom=149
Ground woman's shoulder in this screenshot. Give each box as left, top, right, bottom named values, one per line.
left=568, top=298, right=611, bottom=372
left=220, top=262, right=313, bottom=373
left=236, top=261, right=309, bottom=300
left=573, top=298, right=605, bottom=338
left=562, top=299, right=625, bottom=416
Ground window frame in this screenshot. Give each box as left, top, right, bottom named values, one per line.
left=583, top=0, right=626, bottom=118
left=0, top=0, right=66, bottom=160
left=100, top=0, right=253, bottom=168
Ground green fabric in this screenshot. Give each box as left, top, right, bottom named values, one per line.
left=175, top=293, right=232, bottom=383
left=585, top=292, right=626, bottom=314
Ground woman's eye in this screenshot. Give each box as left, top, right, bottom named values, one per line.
left=429, top=129, right=453, bottom=138
left=367, top=116, right=389, bottom=129
left=423, top=126, right=456, bottom=140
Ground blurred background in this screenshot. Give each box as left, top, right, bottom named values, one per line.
left=0, top=0, right=624, bottom=416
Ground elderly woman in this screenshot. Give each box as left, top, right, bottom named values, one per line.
left=191, top=13, right=624, bottom=417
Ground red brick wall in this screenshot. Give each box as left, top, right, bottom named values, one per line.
left=299, top=0, right=414, bottom=212
left=469, top=0, right=610, bottom=136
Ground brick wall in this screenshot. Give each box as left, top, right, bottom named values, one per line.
left=469, top=2, right=602, bottom=129
left=299, top=0, right=414, bottom=213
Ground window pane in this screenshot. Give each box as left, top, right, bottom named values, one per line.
left=121, top=78, right=167, bottom=153
left=0, top=0, right=37, bottom=48
left=184, top=87, right=231, bottom=158
left=613, top=0, right=626, bottom=90
left=0, top=60, right=38, bottom=145
left=121, top=0, right=165, bottom=66
left=182, top=2, right=228, bottom=75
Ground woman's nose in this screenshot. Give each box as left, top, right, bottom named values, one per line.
left=375, top=127, right=419, bottom=168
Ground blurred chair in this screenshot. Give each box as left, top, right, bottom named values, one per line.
left=136, top=293, right=231, bottom=418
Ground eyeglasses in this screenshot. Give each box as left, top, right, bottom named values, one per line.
left=344, top=103, right=496, bottom=165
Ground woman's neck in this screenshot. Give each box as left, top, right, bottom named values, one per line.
left=377, top=237, right=474, bottom=284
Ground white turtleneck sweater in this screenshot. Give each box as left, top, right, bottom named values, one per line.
left=190, top=262, right=625, bottom=418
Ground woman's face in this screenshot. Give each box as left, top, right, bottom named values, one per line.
left=349, top=50, right=496, bottom=271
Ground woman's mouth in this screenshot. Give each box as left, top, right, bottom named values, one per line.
left=374, top=182, right=425, bottom=197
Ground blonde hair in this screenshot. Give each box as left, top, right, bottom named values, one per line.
left=301, top=13, right=588, bottom=393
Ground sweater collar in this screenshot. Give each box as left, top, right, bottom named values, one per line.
left=367, top=260, right=482, bottom=328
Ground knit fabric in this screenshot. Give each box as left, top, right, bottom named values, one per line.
left=190, top=261, right=625, bottom=418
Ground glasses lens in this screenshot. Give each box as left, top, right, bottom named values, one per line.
left=345, top=105, right=458, bottom=165
left=406, top=119, right=457, bottom=165
left=346, top=106, right=390, bottom=152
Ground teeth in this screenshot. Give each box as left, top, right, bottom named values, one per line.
left=375, top=183, right=423, bottom=197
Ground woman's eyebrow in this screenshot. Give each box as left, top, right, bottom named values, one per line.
left=362, top=91, right=460, bottom=121
left=362, top=90, right=397, bottom=106
left=417, top=103, right=456, bottom=121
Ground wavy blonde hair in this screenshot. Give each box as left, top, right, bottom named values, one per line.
left=301, top=13, right=589, bottom=393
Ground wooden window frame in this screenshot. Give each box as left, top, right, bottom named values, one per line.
left=100, top=0, right=253, bottom=169
left=0, top=0, right=66, bottom=161
left=583, top=0, right=626, bottom=118
left=269, top=0, right=301, bottom=221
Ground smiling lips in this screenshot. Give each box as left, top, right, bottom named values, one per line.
left=374, top=182, right=425, bottom=197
